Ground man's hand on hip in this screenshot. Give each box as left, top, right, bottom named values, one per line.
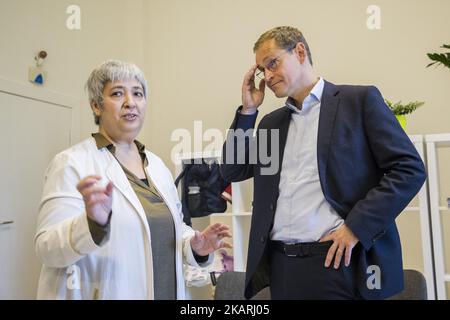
left=319, top=224, right=359, bottom=269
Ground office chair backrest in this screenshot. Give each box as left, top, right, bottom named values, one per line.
left=214, top=271, right=246, bottom=300
left=387, top=269, right=427, bottom=300
left=214, top=269, right=427, bottom=300
left=214, top=271, right=270, bottom=300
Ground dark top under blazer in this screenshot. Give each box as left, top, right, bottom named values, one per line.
left=220, top=80, right=426, bottom=299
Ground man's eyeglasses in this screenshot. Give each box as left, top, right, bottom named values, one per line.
left=255, top=48, right=294, bottom=80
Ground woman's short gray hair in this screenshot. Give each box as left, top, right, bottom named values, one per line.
left=86, top=60, right=148, bottom=125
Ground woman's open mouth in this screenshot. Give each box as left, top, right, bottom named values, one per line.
left=122, top=114, right=138, bottom=121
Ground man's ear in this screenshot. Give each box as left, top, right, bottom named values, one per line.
left=294, top=42, right=307, bottom=65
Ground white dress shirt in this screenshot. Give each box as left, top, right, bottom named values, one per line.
left=270, top=78, right=344, bottom=243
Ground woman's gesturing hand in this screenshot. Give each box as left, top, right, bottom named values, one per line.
left=77, top=175, right=113, bottom=226
left=190, top=223, right=232, bottom=256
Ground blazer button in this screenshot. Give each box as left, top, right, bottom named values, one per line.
left=260, top=236, right=266, bottom=243
left=269, top=204, right=274, bottom=211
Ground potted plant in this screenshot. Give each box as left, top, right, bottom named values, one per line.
left=427, top=44, right=450, bottom=69
left=385, top=100, right=424, bottom=130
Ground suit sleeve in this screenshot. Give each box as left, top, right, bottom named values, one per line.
left=344, top=86, right=427, bottom=250
left=220, top=106, right=258, bottom=182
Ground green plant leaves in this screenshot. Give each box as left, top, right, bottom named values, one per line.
left=426, top=44, right=450, bottom=69
left=385, top=100, right=425, bottom=115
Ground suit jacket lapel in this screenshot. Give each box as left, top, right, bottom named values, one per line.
left=143, top=153, right=179, bottom=224
left=317, top=80, right=340, bottom=194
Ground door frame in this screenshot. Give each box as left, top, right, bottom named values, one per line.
left=0, top=77, right=80, bottom=144
left=0, top=77, right=80, bottom=298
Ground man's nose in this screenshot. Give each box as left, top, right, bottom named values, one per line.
left=264, top=69, right=274, bottom=82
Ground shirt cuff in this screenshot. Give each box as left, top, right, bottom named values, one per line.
left=235, top=106, right=258, bottom=130
left=192, top=249, right=209, bottom=263
left=87, top=211, right=112, bottom=246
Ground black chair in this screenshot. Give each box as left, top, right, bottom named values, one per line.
left=387, top=269, right=427, bottom=300
left=214, top=269, right=427, bottom=300
left=214, top=271, right=269, bottom=300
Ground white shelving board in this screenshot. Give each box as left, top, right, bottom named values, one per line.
left=425, top=133, right=450, bottom=300
left=408, top=135, right=436, bottom=300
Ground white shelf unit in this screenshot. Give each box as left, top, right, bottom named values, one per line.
left=408, top=135, right=436, bottom=300
left=174, top=152, right=252, bottom=299
left=425, top=133, right=450, bottom=300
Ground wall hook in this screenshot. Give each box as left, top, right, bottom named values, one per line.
left=35, top=50, right=47, bottom=67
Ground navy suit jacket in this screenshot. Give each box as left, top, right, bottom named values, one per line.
left=220, top=81, right=426, bottom=299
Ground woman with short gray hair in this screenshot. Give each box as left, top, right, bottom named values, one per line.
left=35, top=60, right=231, bottom=299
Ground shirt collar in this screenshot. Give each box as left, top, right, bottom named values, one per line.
left=92, top=132, right=114, bottom=151
left=285, top=77, right=324, bottom=114
left=91, top=132, right=147, bottom=160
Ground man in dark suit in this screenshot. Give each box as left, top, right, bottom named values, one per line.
left=220, top=26, right=426, bottom=299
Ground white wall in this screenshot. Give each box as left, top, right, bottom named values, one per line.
left=142, top=0, right=450, bottom=166
left=0, top=0, right=145, bottom=142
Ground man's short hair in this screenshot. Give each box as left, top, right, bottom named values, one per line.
left=253, top=26, right=313, bottom=65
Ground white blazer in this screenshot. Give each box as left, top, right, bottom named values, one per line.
left=35, top=137, right=212, bottom=299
